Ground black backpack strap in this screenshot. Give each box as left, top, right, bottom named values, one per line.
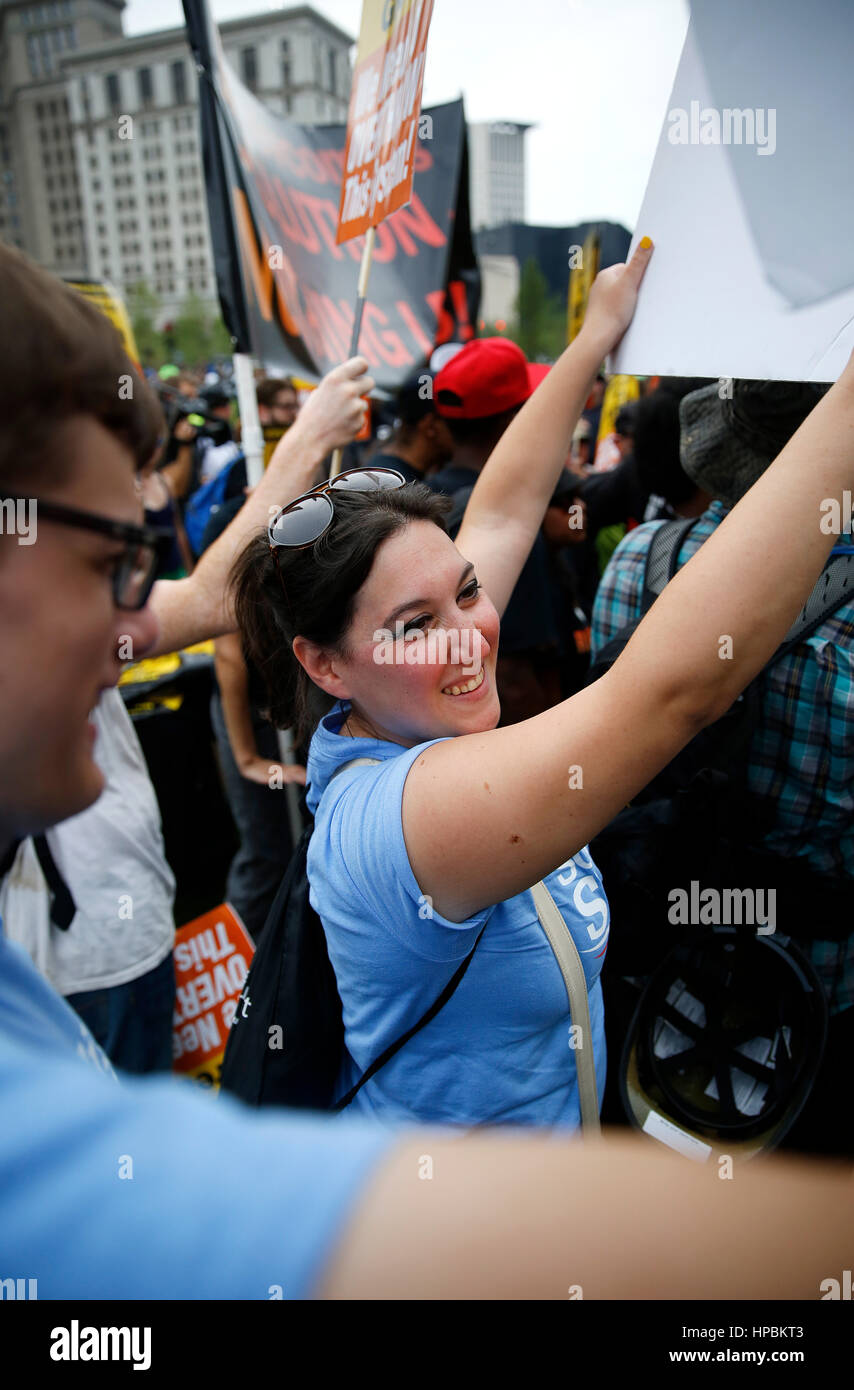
left=0, top=837, right=21, bottom=881
left=31, top=835, right=76, bottom=931
left=332, top=920, right=487, bottom=1112
left=640, top=518, right=702, bottom=613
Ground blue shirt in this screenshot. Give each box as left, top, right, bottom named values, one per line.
left=591, top=504, right=854, bottom=1013
left=0, top=930, right=393, bottom=1298
left=306, top=702, right=610, bottom=1129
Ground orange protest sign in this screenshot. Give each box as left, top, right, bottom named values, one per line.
left=337, top=0, right=434, bottom=244
left=172, top=904, right=255, bottom=1089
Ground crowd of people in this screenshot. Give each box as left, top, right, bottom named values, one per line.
left=1, top=235, right=853, bottom=1300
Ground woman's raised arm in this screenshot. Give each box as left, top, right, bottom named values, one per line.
left=454, top=238, right=653, bottom=618
left=403, top=350, right=854, bottom=922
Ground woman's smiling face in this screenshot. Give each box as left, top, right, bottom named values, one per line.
left=308, top=519, right=502, bottom=747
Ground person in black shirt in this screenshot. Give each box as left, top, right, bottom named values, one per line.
left=370, top=369, right=454, bottom=484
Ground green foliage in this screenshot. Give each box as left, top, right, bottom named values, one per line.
left=209, top=315, right=234, bottom=356
left=126, top=280, right=234, bottom=368
left=512, top=257, right=566, bottom=361
left=173, top=290, right=215, bottom=365
left=126, top=282, right=161, bottom=368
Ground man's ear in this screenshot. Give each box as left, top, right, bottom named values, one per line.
left=292, top=635, right=352, bottom=701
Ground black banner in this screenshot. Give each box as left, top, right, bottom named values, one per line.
left=183, top=0, right=479, bottom=389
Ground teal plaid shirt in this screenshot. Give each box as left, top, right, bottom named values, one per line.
left=591, top=502, right=854, bottom=1013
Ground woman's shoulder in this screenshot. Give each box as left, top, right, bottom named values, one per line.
left=306, top=707, right=446, bottom=819
left=307, top=730, right=489, bottom=957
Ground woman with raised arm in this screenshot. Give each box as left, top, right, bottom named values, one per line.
left=232, top=237, right=854, bottom=1130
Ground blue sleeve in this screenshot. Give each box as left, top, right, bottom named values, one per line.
left=0, top=1039, right=395, bottom=1300
left=319, top=742, right=492, bottom=964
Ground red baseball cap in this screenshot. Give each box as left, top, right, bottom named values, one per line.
left=435, top=338, right=544, bottom=419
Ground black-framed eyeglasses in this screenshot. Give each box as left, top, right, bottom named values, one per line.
left=2, top=494, right=173, bottom=610
left=268, top=467, right=406, bottom=551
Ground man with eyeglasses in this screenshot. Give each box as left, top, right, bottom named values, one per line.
left=0, top=241, right=851, bottom=1305
left=0, top=245, right=372, bottom=1076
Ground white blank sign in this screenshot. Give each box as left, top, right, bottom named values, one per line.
left=613, top=0, right=854, bottom=383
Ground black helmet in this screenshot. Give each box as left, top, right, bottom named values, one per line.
left=621, top=928, right=828, bottom=1161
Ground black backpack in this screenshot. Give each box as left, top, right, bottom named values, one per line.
left=219, top=760, right=486, bottom=1111
left=586, top=519, right=854, bottom=974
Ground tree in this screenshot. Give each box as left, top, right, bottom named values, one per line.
left=512, top=257, right=566, bottom=361
left=172, top=289, right=214, bottom=366
left=126, top=281, right=162, bottom=368
left=210, top=313, right=235, bottom=357
left=123, top=281, right=234, bottom=369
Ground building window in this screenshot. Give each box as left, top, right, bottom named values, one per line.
left=137, top=68, right=153, bottom=109
left=328, top=48, right=337, bottom=94
left=240, top=47, right=257, bottom=91
left=106, top=74, right=121, bottom=111
left=38, top=33, right=53, bottom=74
left=171, top=60, right=186, bottom=106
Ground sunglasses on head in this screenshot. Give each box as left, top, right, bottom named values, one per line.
left=267, top=467, right=406, bottom=551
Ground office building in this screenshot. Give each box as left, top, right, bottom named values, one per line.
left=0, top=1, right=352, bottom=320
left=467, top=119, right=530, bottom=232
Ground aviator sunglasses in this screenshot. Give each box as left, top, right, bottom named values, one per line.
left=267, top=466, right=406, bottom=552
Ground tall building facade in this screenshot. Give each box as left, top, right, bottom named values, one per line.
left=0, top=1, right=352, bottom=321
left=467, top=119, right=530, bottom=231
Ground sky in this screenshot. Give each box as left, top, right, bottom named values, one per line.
left=124, top=0, right=690, bottom=229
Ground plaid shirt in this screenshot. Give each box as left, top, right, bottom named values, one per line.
left=591, top=501, right=854, bottom=1013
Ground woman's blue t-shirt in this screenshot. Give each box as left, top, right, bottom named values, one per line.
left=306, top=702, right=610, bottom=1129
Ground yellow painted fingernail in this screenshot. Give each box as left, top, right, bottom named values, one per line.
left=639, top=235, right=652, bottom=250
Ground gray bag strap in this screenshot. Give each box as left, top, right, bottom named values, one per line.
left=328, top=755, right=382, bottom=781
left=530, top=879, right=601, bottom=1135
left=643, top=519, right=854, bottom=650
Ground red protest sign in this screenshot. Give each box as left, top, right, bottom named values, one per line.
left=172, top=904, right=254, bottom=1088
left=337, top=0, right=434, bottom=244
